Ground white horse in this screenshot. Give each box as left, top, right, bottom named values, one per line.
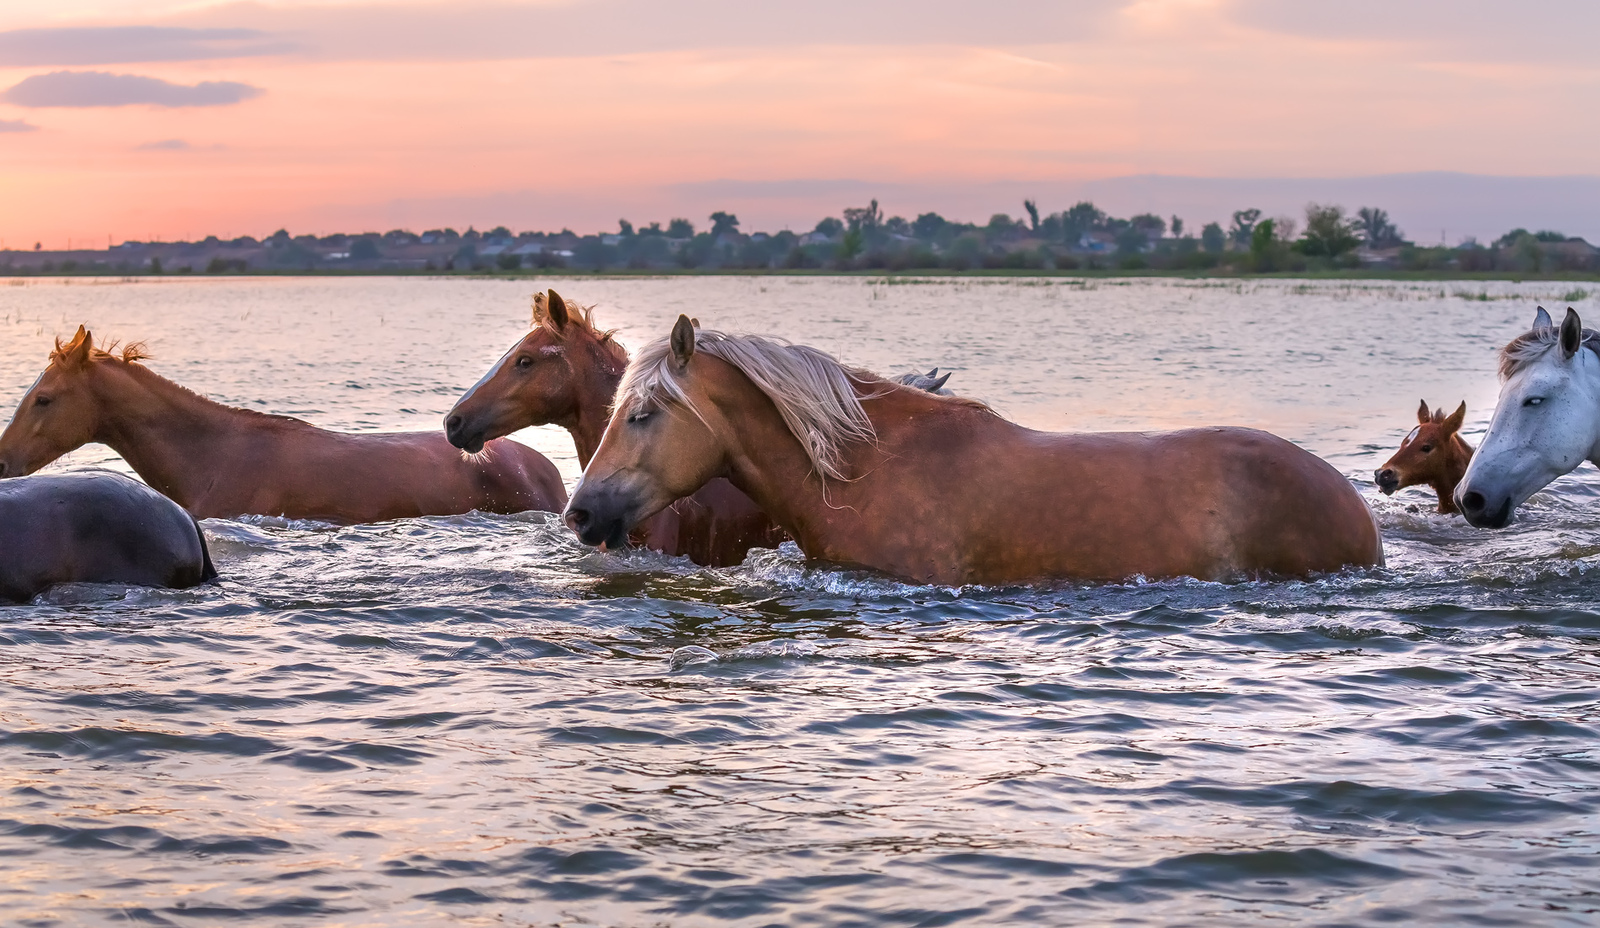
left=1456, top=306, right=1600, bottom=527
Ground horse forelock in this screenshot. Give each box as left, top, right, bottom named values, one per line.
left=1498, top=327, right=1600, bottom=381
left=616, top=330, right=881, bottom=482
left=49, top=333, right=150, bottom=367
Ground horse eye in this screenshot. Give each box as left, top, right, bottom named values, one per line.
left=34, top=395, right=51, bottom=408
left=1419, top=444, right=1433, bottom=452
left=1524, top=397, right=1544, bottom=407
left=627, top=410, right=653, bottom=424
left=515, top=355, right=534, bottom=369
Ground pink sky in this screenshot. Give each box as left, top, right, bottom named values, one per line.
left=2, top=0, right=1598, bottom=247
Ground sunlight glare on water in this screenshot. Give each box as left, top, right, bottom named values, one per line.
left=0, top=275, right=1596, bottom=926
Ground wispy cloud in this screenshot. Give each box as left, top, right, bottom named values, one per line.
left=135, top=138, right=191, bottom=150
left=1, top=71, right=263, bottom=108
left=0, top=118, right=38, bottom=132
left=0, top=27, right=297, bottom=67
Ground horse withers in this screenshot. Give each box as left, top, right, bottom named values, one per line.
left=0, top=327, right=566, bottom=523
left=1375, top=400, right=1473, bottom=513
left=1456, top=306, right=1600, bottom=528
left=0, top=471, right=216, bottom=602
left=564, top=315, right=1383, bottom=585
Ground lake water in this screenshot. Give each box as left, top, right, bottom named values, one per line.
left=0, top=275, right=1597, bottom=926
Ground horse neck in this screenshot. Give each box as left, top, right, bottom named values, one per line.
left=565, top=339, right=626, bottom=468
left=88, top=363, right=254, bottom=506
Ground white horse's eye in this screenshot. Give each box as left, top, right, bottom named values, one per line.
left=1524, top=397, right=1544, bottom=407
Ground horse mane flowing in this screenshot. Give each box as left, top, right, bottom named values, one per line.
left=618, top=330, right=882, bottom=481
left=1498, top=324, right=1600, bottom=380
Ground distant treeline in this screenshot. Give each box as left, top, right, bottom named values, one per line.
left=6, top=200, right=1598, bottom=276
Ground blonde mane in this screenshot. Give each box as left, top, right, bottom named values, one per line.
left=1498, top=325, right=1600, bottom=380
left=617, top=330, right=884, bottom=481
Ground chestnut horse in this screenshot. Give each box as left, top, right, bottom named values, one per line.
left=1375, top=400, right=1473, bottom=513
left=564, top=316, right=1384, bottom=585
left=444, top=291, right=785, bottom=566
left=0, top=327, right=566, bottom=523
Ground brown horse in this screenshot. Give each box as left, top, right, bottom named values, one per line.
left=0, top=327, right=566, bottom=523
left=444, top=291, right=786, bottom=566
left=564, top=316, right=1384, bottom=585
left=1375, top=400, right=1473, bottom=514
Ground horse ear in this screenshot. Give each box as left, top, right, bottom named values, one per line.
left=690, top=317, right=701, bottom=328
left=546, top=290, right=570, bottom=332
left=1560, top=307, right=1583, bottom=360
left=62, top=325, right=93, bottom=368
left=1417, top=399, right=1431, bottom=424
left=1534, top=305, right=1553, bottom=329
left=1443, top=401, right=1466, bottom=434
left=670, top=314, right=696, bottom=368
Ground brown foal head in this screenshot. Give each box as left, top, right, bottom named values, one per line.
left=0, top=326, right=143, bottom=478
left=1376, top=400, right=1472, bottom=503
left=563, top=315, right=730, bottom=548
left=444, top=289, right=626, bottom=453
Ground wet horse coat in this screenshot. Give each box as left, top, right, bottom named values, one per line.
left=565, top=317, right=1385, bottom=585
left=444, top=291, right=785, bottom=566
left=0, top=471, right=216, bottom=601
left=0, top=327, right=566, bottom=523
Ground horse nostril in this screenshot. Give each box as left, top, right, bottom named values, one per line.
left=564, top=508, right=590, bottom=533
left=445, top=414, right=463, bottom=434
left=1460, top=490, right=1486, bottom=513
left=0, top=461, right=7, bottom=478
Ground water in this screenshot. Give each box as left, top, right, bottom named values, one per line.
left=0, top=275, right=1597, bottom=926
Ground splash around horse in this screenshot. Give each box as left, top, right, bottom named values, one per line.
left=0, top=471, right=216, bottom=602
left=0, top=327, right=566, bottom=523
left=564, top=316, right=1384, bottom=585
left=443, top=290, right=786, bottom=566
left=1456, top=306, right=1600, bottom=527
left=1376, top=400, right=1472, bottom=514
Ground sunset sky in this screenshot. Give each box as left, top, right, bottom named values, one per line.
left=2, top=0, right=1598, bottom=247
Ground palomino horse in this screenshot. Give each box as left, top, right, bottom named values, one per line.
left=0, top=471, right=216, bottom=601
left=564, top=316, right=1384, bottom=585
left=1456, top=306, right=1600, bottom=528
left=0, top=327, right=566, bottom=523
left=444, top=290, right=785, bottom=566
left=1375, top=400, right=1473, bottom=513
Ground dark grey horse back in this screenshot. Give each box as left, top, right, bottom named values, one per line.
left=0, top=471, right=215, bottom=602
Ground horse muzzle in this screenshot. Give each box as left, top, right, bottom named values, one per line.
left=1457, top=488, right=1514, bottom=529
left=1374, top=468, right=1400, bottom=495
left=564, top=485, right=637, bottom=550
left=443, top=413, right=486, bottom=454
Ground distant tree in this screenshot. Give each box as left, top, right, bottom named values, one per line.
left=1229, top=208, right=1262, bottom=247
left=463, top=227, right=481, bottom=242
left=667, top=218, right=695, bottom=238
left=1200, top=222, right=1225, bottom=253
left=1170, top=216, right=1184, bottom=238
left=350, top=238, right=381, bottom=261
left=640, top=221, right=663, bottom=236
left=487, top=226, right=512, bottom=240
left=618, top=219, right=635, bottom=237
left=709, top=211, right=740, bottom=237
left=268, top=229, right=290, bottom=246
left=1535, top=229, right=1568, bottom=242
left=1062, top=201, right=1106, bottom=242
left=1129, top=213, right=1166, bottom=237
left=1299, top=203, right=1360, bottom=257
left=1355, top=207, right=1404, bottom=248
left=814, top=217, right=844, bottom=238
left=1115, top=225, right=1150, bottom=255
left=1023, top=199, right=1040, bottom=232
left=496, top=253, right=521, bottom=271
left=843, top=199, right=883, bottom=233
left=884, top=216, right=910, bottom=236
left=911, top=212, right=946, bottom=240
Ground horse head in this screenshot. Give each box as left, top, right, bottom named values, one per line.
left=564, top=315, right=732, bottom=548
left=444, top=289, right=625, bottom=454
left=1456, top=306, right=1600, bottom=527
left=0, top=326, right=134, bottom=478
left=1375, top=399, right=1471, bottom=511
